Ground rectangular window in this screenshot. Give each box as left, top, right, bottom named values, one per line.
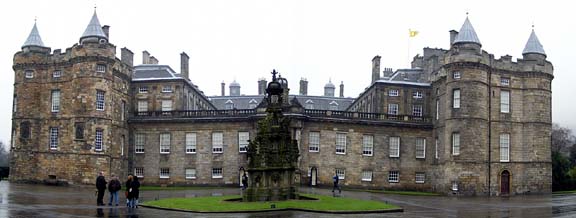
left=415, top=172, right=426, bottom=184
left=435, top=138, right=439, bottom=159
left=139, top=86, right=148, bottom=93
left=96, top=64, right=106, bottom=73
left=134, top=167, right=144, bottom=178
left=185, top=168, right=197, bottom=179
left=413, top=91, right=423, bottom=99
left=361, top=170, right=373, bottom=182
left=453, top=89, right=460, bottom=109
left=335, top=133, right=347, bottom=154
left=453, top=71, right=461, bottom=79
left=49, top=127, right=59, bottom=150
left=186, top=133, right=197, bottom=153
left=238, top=131, right=249, bottom=153
left=20, top=122, right=30, bottom=139
left=162, top=100, right=172, bottom=112
left=162, top=86, right=173, bottom=93
left=388, top=104, right=399, bottom=115
left=500, top=90, right=510, bottom=113
left=95, top=129, right=103, bottom=151
left=416, top=138, right=426, bottom=159
left=212, top=132, right=223, bottom=153
left=388, top=171, right=399, bottom=183
left=412, top=105, right=423, bottom=117
left=96, top=90, right=105, bottom=111
left=51, top=90, right=60, bottom=112
left=309, top=132, right=320, bottom=152
left=137, top=100, right=148, bottom=112
left=160, top=133, right=171, bottom=153
left=135, top=133, right=145, bottom=153
left=388, top=89, right=399, bottom=96
left=501, top=77, right=510, bottom=86
left=52, top=70, right=62, bottom=78
left=75, top=122, right=84, bottom=140
left=452, top=133, right=460, bottom=155
left=212, top=168, right=223, bottom=178
left=362, top=135, right=374, bottom=156
left=335, top=168, right=345, bottom=180
left=500, top=133, right=510, bottom=162
left=13, top=95, right=17, bottom=113
left=159, top=168, right=170, bottom=178
left=25, top=70, right=34, bottom=78
left=121, top=100, right=126, bottom=121
left=389, top=137, right=400, bottom=157
left=436, top=99, right=439, bottom=120
left=452, top=181, right=459, bottom=191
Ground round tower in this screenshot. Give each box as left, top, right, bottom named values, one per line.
left=229, top=80, right=241, bottom=96
left=324, top=79, right=335, bottom=97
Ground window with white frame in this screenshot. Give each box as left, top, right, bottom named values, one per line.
left=225, top=103, right=234, bottom=110
left=501, top=77, right=510, bottom=86
left=49, top=127, right=59, bottom=150
left=329, top=101, right=339, bottom=111
left=162, top=100, right=172, bottom=112
left=500, top=90, right=510, bottom=113
left=389, top=89, right=399, bottom=96
left=121, top=100, right=126, bottom=121
left=362, top=135, right=374, bottom=156
left=160, top=133, right=171, bottom=153
left=452, top=181, right=459, bottom=191
left=96, top=64, right=106, bottom=73
left=412, top=105, right=423, bottom=117
left=361, top=170, right=373, bottom=182
left=96, top=90, right=105, bottom=111
left=388, top=171, right=399, bottom=183
left=309, top=132, right=320, bottom=152
left=159, top=168, right=170, bottom=178
left=137, top=100, right=148, bottom=112
left=415, top=172, right=426, bottom=184
left=335, top=133, right=347, bottom=154
left=95, top=129, right=104, bottom=151
left=435, top=138, right=439, bottom=159
left=139, top=86, right=148, bottom=93
left=453, top=71, right=461, bottom=79
left=186, top=133, right=197, bottom=153
left=212, top=132, right=223, bottom=153
left=452, top=133, right=460, bottom=155
left=162, top=86, right=172, bottom=93
left=238, top=131, right=249, bottom=153
left=453, top=89, right=460, bottom=109
left=25, top=70, right=34, bottom=78
left=13, top=95, right=17, bottom=113
left=436, top=99, right=439, bottom=120
left=389, top=136, right=400, bottom=157
left=335, top=168, right=345, bottom=180
left=134, top=167, right=144, bottom=178
left=185, top=168, right=197, bottom=179
left=52, top=70, right=62, bottom=78
left=413, top=91, right=423, bottom=99
left=135, top=133, right=145, bottom=153
left=51, top=90, right=60, bottom=112
left=500, top=133, right=510, bottom=162
left=305, top=99, right=314, bottom=109
left=212, top=168, right=223, bottom=178
left=388, top=104, right=399, bottom=115
left=416, top=138, right=426, bottom=159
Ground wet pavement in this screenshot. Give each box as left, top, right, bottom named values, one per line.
left=0, top=180, right=574, bottom=218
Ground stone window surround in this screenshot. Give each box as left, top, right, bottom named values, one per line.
left=413, top=91, right=423, bottom=99
left=159, top=168, right=170, bottom=178
left=185, top=168, right=197, bottom=179
left=388, top=89, right=399, bottom=97
left=389, top=136, right=400, bottom=158
left=500, top=133, right=510, bottom=162
left=238, top=131, right=249, bottom=153
left=186, top=132, right=197, bottom=154
left=137, top=100, right=148, bottom=112
left=160, top=133, right=171, bottom=154
left=361, top=170, right=373, bottom=182
left=388, top=103, right=399, bottom=115
left=51, top=90, right=60, bottom=112
left=138, top=86, right=148, bottom=93
left=453, top=71, right=461, bottom=79
left=435, top=138, right=439, bottom=159
left=161, top=85, right=173, bottom=93
left=134, top=167, right=144, bottom=178
left=96, top=64, right=106, bottom=73
left=435, top=99, right=439, bottom=120
left=452, top=132, right=460, bottom=155
left=95, top=129, right=104, bottom=151
left=453, top=89, right=461, bottom=109
left=416, top=138, right=426, bottom=159
left=49, top=127, right=59, bottom=150
left=501, top=77, right=510, bottom=86
left=96, top=90, right=105, bottom=111
left=362, top=135, right=374, bottom=156
left=335, top=132, right=347, bottom=154
left=52, top=70, right=62, bottom=78
left=308, top=131, right=320, bottom=152
left=388, top=171, right=399, bottom=183
left=212, top=132, right=224, bottom=153
left=135, top=133, right=145, bottom=153
left=500, top=90, right=510, bottom=113
left=412, top=105, right=423, bottom=117
left=335, top=168, right=346, bottom=180
left=415, top=172, right=426, bottom=184
left=25, top=70, right=34, bottom=79
left=212, top=168, right=223, bottom=178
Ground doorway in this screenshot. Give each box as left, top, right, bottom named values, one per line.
left=310, top=167, right=317, bottom=186
left=500, top=170, right=510, bottom=195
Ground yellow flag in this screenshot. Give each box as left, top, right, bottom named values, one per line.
left=409, top=29, right=418, bottom=37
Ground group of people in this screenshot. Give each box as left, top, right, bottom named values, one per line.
left=95, top=172, right=140, bottom=208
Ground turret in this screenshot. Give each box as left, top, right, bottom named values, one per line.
left=21, top=21, right=50, bottom=53
left=324, top=79, right=335, bottom=97
left=451, top=16, right=481, bottom=54
left=522, top=28, right=547, bottom=61
left=229, top=80, right=240, bottom=96
left=79, top=10, right=108, bottom=44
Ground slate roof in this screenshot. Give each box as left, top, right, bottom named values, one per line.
left=80, top=11, right=107, bottom=41
left=522, top=29, right=546, bottom=56
left=453, top=17, right=481, bottom=45
left=209, top=95, right=355, bottom=111
left=22, top=22, right=46, bottom=48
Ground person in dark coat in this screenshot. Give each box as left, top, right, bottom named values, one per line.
left=95, top=171, right=107, bottom=206
left=125, top=175, right=133, bottom=207
left=131, top=176, right=141, bottom=208
left=107, top=174, right=122, bottom=206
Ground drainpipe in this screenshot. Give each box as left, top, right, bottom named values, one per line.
left=487, top=59, right=492, bottom=196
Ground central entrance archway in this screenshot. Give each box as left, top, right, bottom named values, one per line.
left=310, top=167, right=318, bottom=186
left=500, top=170, right=510, bottom=195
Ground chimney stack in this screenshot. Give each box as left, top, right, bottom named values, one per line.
left=449, top=30, right=458, bottom=46
left=372, top=56, right=381, bottom=83
left=383, top=68, right=394, bottom=79
left=299, top=78, right=308, bottom=95
left=221, top=81, right=225, bottom=96
left=142, top=51, right=150, bottom=64
left=180, top=52, right=189, bottom=80
left=149, top=56, right=159, bottom=65
left=339, top=81, right=344, bottom=97
left=258, top=78, right=267, bottom=95
left=102, top=25, right=110, bottom=39
left=120, top=47, right=134, bottom=67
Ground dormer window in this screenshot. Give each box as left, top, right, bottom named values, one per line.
left=501, top=77, right=510, bottom=86
left=139, top=86, right=149, bottom=93
left=329, top=101, right=339, bottom=110
left=162, top=86, right=173, bottom=93
left=225, top=99, right=234, bottom=110
left=305, top=99, right=314, bottom=109
left=389, top=89, right=399, bottom=97
left=249, top=99, right=258, bottom=109
left=52, top=70, right=62, bottom=78
left=25, top=70, right=34, bottom=79
left=96, top=64, right=106, bottom=73
left=453, top=71, right=461, bottom=79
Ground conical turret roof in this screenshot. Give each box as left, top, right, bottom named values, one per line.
left=80, top=10, right=107, bottom=41
left=22, top=22, right=46, bottom=48
left=522, top=29, right=546, bottom=56
left=325, top=79, right=335, bottom=88
left=453, top=17, right=481, bottom=45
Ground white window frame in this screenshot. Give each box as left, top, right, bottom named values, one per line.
left=96, top=64, right=106, bottom=73
left=362, top=135, right=373, bottom=156
left=335, top=133, right=347, bottom=154
left=452, top=181, right=459, bottom=191
left=95, top=129, right=104, bottom=151
left=335, top=168, right=345, bottom=180
left=25, top=70, right=34, bottom=78
left=51, top=90, right=60, bottom=112
left=388, top=104, right=399, bottom=115
left=415, top=172, right=426, bottom=184
left=453, top=89, right=460, bottom=109
left=435, top=138, right=439, bottom=159
left=309, top=131, right=320, bottom=152
left=501, top=77, right=510, bottom=86
left=135, top=133, right=145, bottom=153
left=500, top=133, right=510, bottom=162
left=159, top=168, right=170, bottom=179
left=389, top=136, right=400, bottom=157
left=162, top=86, right=173, bottom=93
left=412, top=105, right=423, bottom=117
left=500, top=90, right=510, bottom=113
left=435, top=99, right=439, bottom=120
left=452, top=133, right=460, bottom=155
left=453, top=71, right=461, bottom=79
left=389, top=89, right=399, bottom=97
left=413, top=91, right=423, bottom=99
left=416, top=138, right=426, bottom=159
left=96, top=90, right=105, bottom=111
left=134, top=167, right=144, bottom=178
left=160, top=133, right=171, bottom=154
left=212, top=168, right=223, bottom=178
left=137, top=100, right=148, bottom=112
left=49, top=127, right=59, bottom=150
left=139, top=86, right=148, bottom=93
left=388, top=171, right=399, bottom=183
left=361, top=170, right=373, bottom=182
left=212, top=132, right=223, bottom=153
left=186, top=133, right=197, bottom=154
left=185, top=168, right=197, bottom=179
left=161, top=100, right=172, bottom=112
left=238, top=131, right=249, bottom=153
left=52, top=70, right=62, bottom=78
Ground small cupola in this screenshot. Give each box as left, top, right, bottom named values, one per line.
left=453, top=16, right=481, bottom=46
left=522, top=26, right=546, bottom=60
left=22, top=20, right=47, bottom=49
left=80, top=10, right=108, bottom=44
left=324, top=79, right=335, bottom=97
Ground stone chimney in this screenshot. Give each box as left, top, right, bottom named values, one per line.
left=221, top=81, right=225, bottom=96
left=339, top=81, right=344, bottom=97
left=142, top=51, right=150, bottom=64
left=383, top=68, right=394, bottom=79
left=102, top=25, right=110, bottom=39
left=299, top=78, right=308, bottom=95
left=372, top=56, right=381, bottom=83
left=180, top=52, right=189, bottom=80
left=120, top=47, right=133, bottom=67
left=258, top=78, right=267, bottom=95
left=149, top=56, right=159, bottom=65
left=449, top=30, right=458, bottom=46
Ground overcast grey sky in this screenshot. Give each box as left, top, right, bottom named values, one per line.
left=0, top=0, right=574, bottom=147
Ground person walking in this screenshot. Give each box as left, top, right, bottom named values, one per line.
left=107, top=174, right=121, bottom=206
left=95, top=172, right=107, bottom=206
left=241, top=173, right=248, bottom=190
left=125, top=175, right=133, bottom=207
left=332, top=173, right=341, bottom=194
left=131, top=176, right=141, bottom=208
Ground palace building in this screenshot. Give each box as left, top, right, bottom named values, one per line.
left=10, top=12, right=553, bottom=196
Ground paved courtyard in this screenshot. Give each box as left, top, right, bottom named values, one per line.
left=0, top=180, right=574, bottom=218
